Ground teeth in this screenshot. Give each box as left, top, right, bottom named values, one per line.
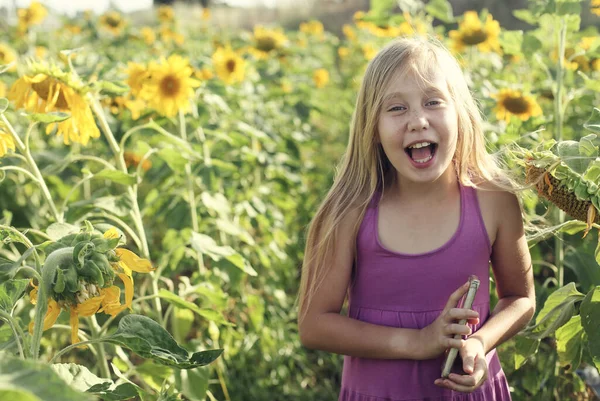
left=414, top=154, right=433, bottom=163
left=408, top=141, right=432, bottom=149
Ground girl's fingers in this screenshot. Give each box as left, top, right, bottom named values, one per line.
left=443, top=281, right=470, bottom=311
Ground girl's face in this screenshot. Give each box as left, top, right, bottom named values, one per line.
left=376, top=68, right=458, bottom=187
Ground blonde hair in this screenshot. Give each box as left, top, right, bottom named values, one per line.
left=298, top=37, right=513, bottom=323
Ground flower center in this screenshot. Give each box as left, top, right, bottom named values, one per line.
left=106, top=16, right=121, bottom=28
left=31, top=77, right=69, bottom=109
left=462, top=29, right=489, bottom=46
left=160, top=75, right=181, bottom=97
left=226, top=59, right=237, bottom=73
left=256, top=36, right=277, bottom=52
left=502, top=96, right=530, bottom=114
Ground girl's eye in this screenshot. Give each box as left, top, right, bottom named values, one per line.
left=388, top=106, right=406, bottom=112
left=426, top=100, right=442, bottom=106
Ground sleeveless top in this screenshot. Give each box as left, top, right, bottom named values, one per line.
left=339, top=183, right=512, bottom=401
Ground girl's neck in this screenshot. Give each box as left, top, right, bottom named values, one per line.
left=390, top=167, right=459, bottom=205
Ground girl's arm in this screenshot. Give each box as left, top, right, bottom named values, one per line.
left=298, top=208, right=478, bottom=360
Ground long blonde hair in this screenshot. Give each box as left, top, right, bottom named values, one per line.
left=298, top=37, right=512, bottom=323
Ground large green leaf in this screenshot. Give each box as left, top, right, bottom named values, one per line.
left=499, top=30, right=523, bottom=55
left=93, top=170, right=137, bottom=186
left=580, top=286, right=600, bottom=371
left=555, top=315, right=585, bottom=372
left=46, top=222, right=80, bottom=242
left=157, top=289, right=229, bottom=325
left=523, top=282, right=584, bottom=339
left=0, top=279, right=29, bottom=312
left=557, top=140, right=588, bottom=174
left=190, top=232, right=257, bottom=276
left=104, top=314, right=223, bottom=369
left=584, top=107, right=600, bottom=133
left=0, top=355, right=93, bottom=401
left=513, top=335, right=540, bottom=369
left=25, top=111, right=71, bottom=123
left=176, top=368, right=209, bottom=401
left=424, top=0, right=453, bottom=23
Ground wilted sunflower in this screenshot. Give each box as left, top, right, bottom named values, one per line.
left=8, top=62, right=100, bottom=145
left=492, top=89, right=542, bottom=123
left=17, top=1, right=47, bottom=32
left=213, top=47, right=246, bottom=85
left=28, top=227, right=154, bottom=345
left=140, top=55, right=200, bottom=117
left=313, top=69, right=329, bottom=88
left=0, top=124, right=16, bottom=157
left=449, top=11, right=501, bottom=53
left=592, top=0, right=600, bottom=16
left=0, top=43, right=17, bottom=69
left=250, top=26, right=288, bottom=59
left=99, top=11, right=127, bottom=36
left=157, top=5, right=175, bottom=23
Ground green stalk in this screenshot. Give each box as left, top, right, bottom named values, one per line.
left=88, top=315, right=111, bottom=378
left=0, top=310, right=26, bottom=359
left=49, top=339, right=101, bottom=364
left=1, top=115, right=62, bottom=223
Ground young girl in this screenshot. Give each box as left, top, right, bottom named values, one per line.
left=298, top=37, right=536, bottom=400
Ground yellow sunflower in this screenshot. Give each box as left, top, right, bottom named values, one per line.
left=201, top=8, right=211, bottom=21
left=0, top=43, right=17, bottom=70
left=125, top=61, right=150, bottom=98
left=338, top=47, right=350, bottom=59
left=300, top=20, right=324, bottom=37
left=159, top=26, right=184, bottom=45
left=492, top=89, right=542, bottom=122
left=362, top=43, right=378, bottom=60
left=213, top=46, right=246, bottom=85
left=313, top=69, right=330, bottom=88
left=140, top=27, right=156, bottom=45
left=0, top=81, right=6, bottom=97
left=249, top=26, right=288, bottom=59
left=592, top=0, right=600, bottom=16
left=8, top=65, right=100, bottom=146
left=449, top=11, right=501, bottom=53
left=99, top=11, right=127, bottom=36
left=17, top=1, right=47, bottom=32
left=0, top=125, right=16, bottom=157
left=157, top=5, right=175, bottom=23
left=28, top=228, right=154, bottom=344
left=343, top=24, right=357, bottom=41
left=140, top=55, right=200, bottom=117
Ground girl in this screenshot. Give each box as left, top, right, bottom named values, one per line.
left=298, top=37, right=536, bottom=400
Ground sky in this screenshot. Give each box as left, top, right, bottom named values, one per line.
left=0, top=0, right=276, bottom=16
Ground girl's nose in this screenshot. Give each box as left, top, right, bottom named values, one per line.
left=407, top=112, right=429, bottom=131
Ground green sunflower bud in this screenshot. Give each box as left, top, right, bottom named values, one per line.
left=82, top=260, right=104, bottom=287
left=53, top=268, right=66, bottom=294
left=73, top=241, right=94, bottom=268
left=64, top=265, right=79, bottom=293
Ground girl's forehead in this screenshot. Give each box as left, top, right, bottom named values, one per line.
left=385, top=67, right=450, bottom=96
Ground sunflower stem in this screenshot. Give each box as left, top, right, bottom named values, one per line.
left=49, top=339, right=101, bottom=364
left=88, top=315, right=111, bottom=378
left=179, top=110, right=206, bottom=275
left=0, top=310, right=26, bottom=359
left=0, top=115, right=62, bottom=223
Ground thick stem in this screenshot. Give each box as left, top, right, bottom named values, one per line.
left=1, top=115, right=62, bottom=223
left=0, top=310, right=26, bottom=359
left=88, top=315, right=111, bottom=378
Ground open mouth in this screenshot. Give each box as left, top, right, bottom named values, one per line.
left=404, top=141, right=438, bottom=164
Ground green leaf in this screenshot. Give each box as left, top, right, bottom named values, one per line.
left=0, top=279, right=29, bottom=312
left=93, top=170, right=136, bottom=186
left=522, top=33, right=542, bottom=55
left=51, top=363, right=109, bottom=392
left=190, top=232, right=257, bottom=276
left=157, top=148, right=188, bottom=171
left=157, top=289, right=229, bottom=325
left=95, top=81, right=129, bottom=95
left=86, top=382, right=140, bottom=401
left=579, top=134, right=598, bottom=158
left=580, top=286, right=600, bottom=371
left=171, top=308, right=194, bottom=343
left=25, top=112, right=71, bottom=123
left=370, top=0, right=397, bottom=17
left=555, top=0, right=581, bottom=15
left=585, top=108, right=600, bottom=133
left=560, top=220, right=588, bottom=235
left=513, top=9, right=538, bottom=25
left=424, top=0, right=454, bottom=23
left=46, top=222, right=80, bottom=242
left=524, top=282, right=584, bottom=339
left=499, top=30, right=523, bottom=55
left=513, top=335, right=540, bottom=369
left=104, top=314, right=223, bottom=369
left=0, top=354, right=93, bottom=401
left=584, top=160, right=600, bottom=182
left=177, top=368, right=209, bottom=401
left=557, top=140, right=588, bottom=173
left=0, top=98, right=8, bottom=114
left=555, top=315, right=585, bottom=371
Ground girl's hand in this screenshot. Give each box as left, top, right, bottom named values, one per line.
left=434, top=337, right=488, bottom=393
left=419, top=281, right=480, bottom=360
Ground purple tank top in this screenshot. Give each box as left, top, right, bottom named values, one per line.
left=339, top=183, right=512, bottom=401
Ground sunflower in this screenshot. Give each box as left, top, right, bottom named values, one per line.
left=213, top=46, right=246, bottom=85
left=125, top=61, right=150, bottom=98
left=194, top=67, right=214, bottom=81
left=592, top=0, right=600, bottom=16
left=492, top=89, right=542, bottom=122
left=362, top=43, right=378, bottom=60
left=249, top=26, right=288, bottom=59
left=99, top=11, right=127, bottom=36
left=201, top=8, right=211, bottom=21
left=299, top=20, right=324, bottom=37
left=0, top=43, right=17, bottom=69
left=0, top=124, right=16, bottom=157
left=338, top=47, right=350, bottom=59
left=0, top=81, right=6, bottom=97
left=157, top=5, right=175, bottom=23
left=140, top=55, right=200, bottom=117
left=17, top=1, right=47, bottom=32
left=159, top=26, right=184, bottom=45
left=140, top=27, right=156, bottom=45
left=313, top=69, right=329, bottom=88
left=28, top=228, right=154, bottom=345
left=124, top=151, right=152, bottom=171
left=449, top=11, right=501, bottom=53
left=8, top=62, right=100, bottom=145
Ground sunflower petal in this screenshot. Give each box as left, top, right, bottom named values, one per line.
left=115, top=248, right=154, bottom=273
left=76, top=294, right=105, bottom=317
left=28, top=298, right=61, bottom=333
left=103, top=227, right=119, bottom=239
left=117, top=272, right=134, bottom=311
left=99, top=285, right=127, bottom=316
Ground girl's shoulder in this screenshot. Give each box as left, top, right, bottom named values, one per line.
left=473, top=180, right=522, bottom=246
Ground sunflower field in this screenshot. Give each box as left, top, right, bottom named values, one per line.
left=2, top=0, right=600, bottom=399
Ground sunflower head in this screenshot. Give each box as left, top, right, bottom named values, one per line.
left=299, top=20, right=324, bottom=37
left=0, top=43, right=17, bottom=69
left=492, top=88, right=542, bottom=123
left=0, top=123, right=16, bottom=157
left=17, top=1, right=47, bottom=31
left=449, top=11, right=501, bottom=53
left=251, top=26, right=288, bottom=59
left=99, top=11, right=127, bottom=35
left=157, top=5, right=175, bottom=23
left=313, top=69, right=330, bottom=88
left=592, top=0, right=600, bottom=16
left=212, top=46, right=246, bottom=85
left=28, top=225, right=154, bottom=344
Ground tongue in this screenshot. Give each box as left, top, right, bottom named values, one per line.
left=411, top=145, right=432, bottom=161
